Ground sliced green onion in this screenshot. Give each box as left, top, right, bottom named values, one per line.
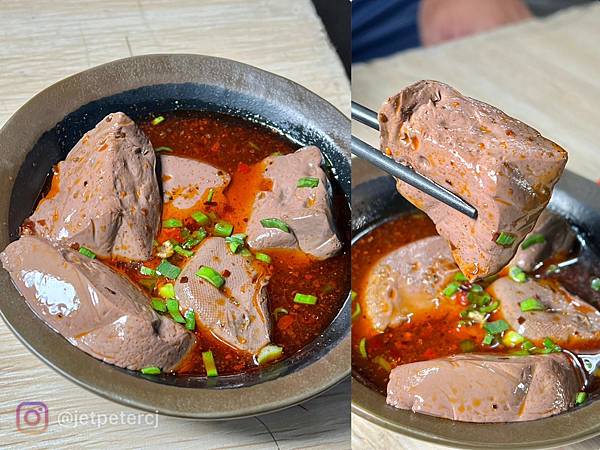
left=270, top=151, right=283, bottom=157
left=163, top=218, right=183, bottom=228
left=576, top=392, right=588, bottom=405
left=78, top=246, right=96, bottom=259
left=496, top=231, right=517, bottom=247
left=151, top=298, right=166, bottom=312
left=195, top=266, right=225, bottom=289
left=294, top=293, right=317, bottom=305
left=483, top=320, right=509, bottom=335
left=454, top=273, right=468, bottom=282
left=240, top=248, right=253, bottom=258
left=522, top=340, right=536, bottom=352
left=183, top=229, right=207, bottom=249
left=542, top=337, right=561, bottom=353
left=470, top=284, right=484, bottom=293
left=166, top=298, right=185, bottom=323
left=139, top=278, right=157, bottom=291
left=225, top=233, right=246, bottom=253
left=503, top=330, right=525, bottom=347
left=174, top=245, right=194, bottom=258
left=591, top=278, right=600, bottom=292
left=184, top=309, right=195, bottom=331
left=158, top=283, right=175, bottom=299
left=157, top=260, right=181, bottom=279
left=468, top=291, right=491, bottom=306
left=155, top=146, right=173, bottom=152
left=141, top=366, right=161, bottom=374
left=202, top=351, right=218, bottom=377
left=140, top=265, right=157, bottom=276
left=546, top=264, right=560, bottom=275
left=443, top=281, right=460, bottom=298
left=255, top=252, right=272, bottom=264
left=482, top=334, right=494, bottom=345
left=520, top=297, right=546, bottom=312
left=479, top=300, right=500, bottom=313
left=359, top=337, right=368, bottom=358
left=273, top=307, right=288, bottom=320
left=297, top=177, right=319, bottom=188
left=351, top=290, right=358, bottom=301
left=214, top=221, right=233, bottom=237
left=373, top=355, right=391, bottom=372
left=191, top=211, right=210, bottom=225
left=206, top=188, right=215, bottom=203
left=156, top=240, right=174, bottom=258
left=509, top=266, right=527, bottom=283
left=352, top=302, right=362, bottom=321
left=260, top=218, right=290, bottom=233
left=151, top=116, right=165, bottom=126
left=459, top=339, right=475, bottom=352
left=257, top=344, right=284, bottom=365
left=521, top=233, right=546, bottom=250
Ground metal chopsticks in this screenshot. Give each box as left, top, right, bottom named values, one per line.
left=351, top=101, right=478, bottom=219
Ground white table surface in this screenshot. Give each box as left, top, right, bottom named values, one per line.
left=0, top=1, right=350, bottom=448
left=352, top=4, right=600, bottom=449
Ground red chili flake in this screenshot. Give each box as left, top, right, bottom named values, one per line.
left=222, top=269, right=231, bottom=278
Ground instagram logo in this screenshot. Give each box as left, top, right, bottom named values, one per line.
left=16, top=401, right=48, bottom=434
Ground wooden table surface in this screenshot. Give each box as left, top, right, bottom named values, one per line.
left=0, top=1, right=350, bottom=448
left=352, top=4, right=600, bottom=450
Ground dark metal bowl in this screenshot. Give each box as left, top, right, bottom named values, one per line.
left=0, top=54, right=350, bottom=419
left=351, top=158, right=600, bottom=449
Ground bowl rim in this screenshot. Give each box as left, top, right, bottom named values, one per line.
left=0, top=53, right=350, bottom=419
left=350, top=161, right=600, bottom=448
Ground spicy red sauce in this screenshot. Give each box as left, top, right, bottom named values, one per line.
left=352, top=213, right=600, bottom=394
left=104, top=111, right=349, bottom=376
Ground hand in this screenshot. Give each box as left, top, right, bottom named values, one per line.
left=419, top=0, right=533, bottom=46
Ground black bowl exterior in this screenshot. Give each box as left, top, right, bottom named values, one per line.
left=351, top=157, right=600, bottom=448
left=0, top=54, right=350, bottom=418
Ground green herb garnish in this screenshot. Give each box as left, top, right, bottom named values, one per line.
left=483, top=320, right=509, bottom=335
left=195, top=266, right=225, bottom=289
left=521, top=233, right=546, bottom=249
left=508, top=266, right=527, bottom=283
left=293, top=293, right=317, bottom=305
left=184, top=309, right=195, bottom=331
left=141, top=366, right=161, bottom=374
left=163, top=218, right=183, bottom=228
left=520, top=297, right=546, bottom=312
left=78, top=246, right=96, bottom=259
left=202, top=351, right=218, bottom=377
left=496, top=231, right=516, bottom=247
left=255, top=252, right=272, bottom=263
left=260, top=218, right=290, bottom=233
left=157, top=260, right=181, bottom=279
left=297, top=177, right=319, bottom=188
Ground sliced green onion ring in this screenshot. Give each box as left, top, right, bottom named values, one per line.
left=373, top=355, right=391, bottom=372
left=195, top=266, right=225, bottom=289
left=151, top=298, right=167, bottom=312
left=214, top=221, right=233, bottom=237
left=151, top=116, right=165, bottom=126
left=78, top=246, right=96, bottom=259
left=202, top=351, right=218, bottom=377
left=352, top=302, right=362, bottom=321
left=273, top=307, right=288, bottom=320
left=297, top=177, right=319, bottom=188
left=520, top=297, right=546, bottom=312
left=166, top=298, right=185, bottom=324
left=592, top=277, right=600, bottom=292
left=174, top=245, right=194, bottom=258
left=157, top=260, right=181, bottom=279
left=163, top=218, right=183, bottom=228
left=359, top=337, right=368, bottom=358
left=483, top=320, right=509, bottom=335
left=206, top=188, right=215, bottom=203
left=184, top=309, right=195, bottom=331
left=260, top=218, right=290, bottom=233
left=521, top=233, right=546, bottom=249
left=141, top=366, right=161, bottom=374
left=257, top=345, right=284, bottom=365
left=140, top=265, right=157, bottom=276
left=158, top=283, right=176, bottom=299
left=293, top=293, right=317, bottom=305
left=155, top=146, right=173, bottom=152
left=496, top=231, right=516, bottom=247
left=443, top=281, right=460, bottom=298
left=255, top=252, right=272, bottom=264
left=509, top=266, right=527, bottom=283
